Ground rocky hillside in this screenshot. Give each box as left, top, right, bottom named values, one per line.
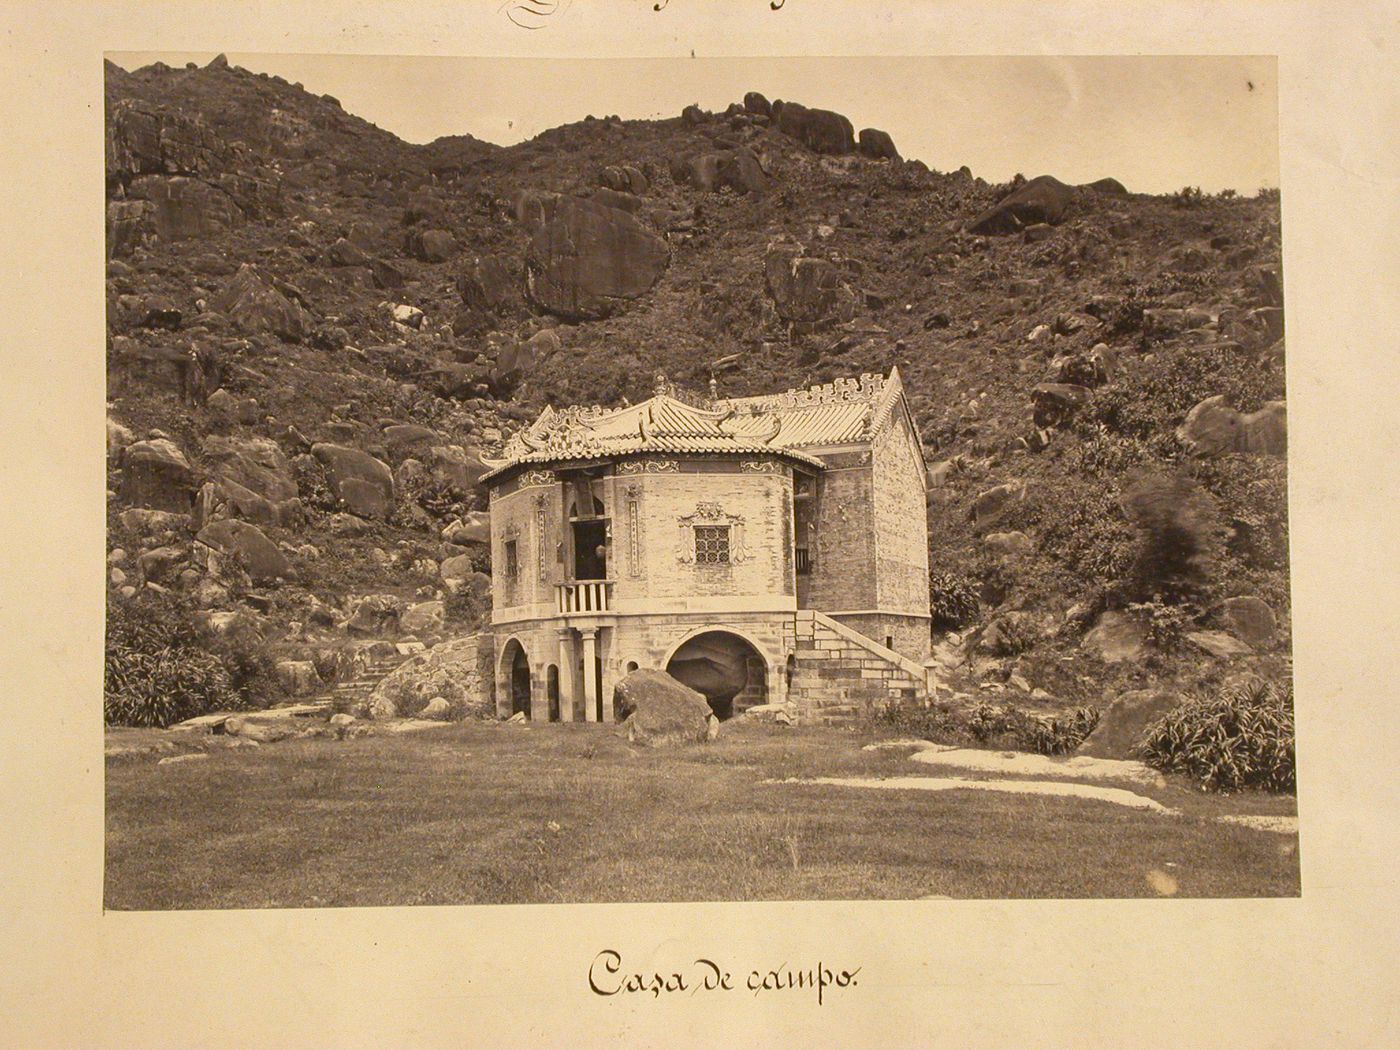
left=104, top=55, right=1289, bottom=715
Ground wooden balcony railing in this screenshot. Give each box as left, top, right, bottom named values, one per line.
left=556, top=579, right=613, bottom=615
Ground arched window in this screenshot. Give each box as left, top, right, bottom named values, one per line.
left=546, top=664, right=560, bottom=722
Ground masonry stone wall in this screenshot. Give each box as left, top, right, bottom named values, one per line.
left=803, top=452, right=876, bottom=611
left=611, top=461, right=794, bottom=604
left=872, top=409, right=932, bottom=627
left=488, top=479, right=562, bottom=616
left=789, top=612, right=925, bottom=724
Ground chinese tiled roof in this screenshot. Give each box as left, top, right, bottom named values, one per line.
left=480, top=368, right=911, bottom=482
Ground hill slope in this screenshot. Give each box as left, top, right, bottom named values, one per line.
left=104, top=56, right=1289, bottom=717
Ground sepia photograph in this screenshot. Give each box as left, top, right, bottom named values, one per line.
left=100, top=50, right=1298, bottom=909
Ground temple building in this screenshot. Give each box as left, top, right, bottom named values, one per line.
left=479, top=368, right=933, bottom=725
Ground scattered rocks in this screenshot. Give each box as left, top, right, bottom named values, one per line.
left=363, top=634, right=494, bottom=719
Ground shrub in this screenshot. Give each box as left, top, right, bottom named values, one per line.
left=105, top=591, right=238, bottom=727
left=877, top=700, right=1100, bottom=756
left=1127, top=596, right=1195, bottom=652
left=1135, top=676, right=1295, bottom=792
left=206, top=613, right=286, bottom=709
left=929, top=570, right=979, bottom=631
left=104, top=646, right=234, bottom=728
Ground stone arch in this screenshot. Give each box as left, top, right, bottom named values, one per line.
left=663, top=627, right=771, bottom=720
left=498, top=637, right=532, bottom=719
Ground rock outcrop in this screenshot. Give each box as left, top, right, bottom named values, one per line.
left=969, top=175, right=1075, bottom=235
left=520, top=193, right=670, bottom=320
left=311, top=443, right=395, bottom=519
left=209, top=263, right=311, bottom=341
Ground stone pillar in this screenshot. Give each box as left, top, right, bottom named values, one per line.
left=581, top=628, right=598, bottom=723
left=557, top=630, right=575, bottom=722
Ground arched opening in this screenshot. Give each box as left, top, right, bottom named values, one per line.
left=546, top=664, right=560, bottom=722
left=665, top=630, right=768, bottom=720
left=502, top=639, right=531, bottom=719
left=624, top=660, right=639, bottom=674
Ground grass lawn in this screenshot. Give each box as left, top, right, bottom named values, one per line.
left=105, top=721, right=1300, bottom=909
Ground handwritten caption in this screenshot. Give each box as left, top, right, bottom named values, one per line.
left=588, top=949, right=860, bottom=1006
left=502, top=0, right=786, bottom=30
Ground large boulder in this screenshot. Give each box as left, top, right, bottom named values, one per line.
left=519, top=193, right=670, bottom=320
left=743, top=91, right=772, bottom=117
left=201, top=435, right=303, bottom=527
left=857, top=128, right=900, bottom=160
left=196, top=518, right=292, bottom=582
left=443, top=510, right=491, bottom=547
left=400, top=600, right=445, bottom=635
left=341, top=594, right=404, bottom=636
left=1081, top=610, right=1147, bottom=663
left=457, top=255, right=518, bottom=314
left=969, top=481, right=1027, bottom=529
left=764, top=239, right=857, bottom=326
left=1031, top=383, right=1092, bottom=427
left=126, top=175, right=242, bottom=242
left=968, top=175, right=1075, bottom=235
left=428, top=446, right=489, bottom=492
left=1076, top=688, right=1178, bottom=759
left=678, top=148, right=767, bottom=195
left=1177, top=396, right=1287, bottom=457
left=362, top=633, right=495, bottom=719
left=774, top=101, right=855, bottom=155
left=613, top=669, right=715, bottom=748
left=1218, top=596, right=1278, bottom=647
left=405, top=228, right=457, bottom=262
left=120, top=438, right=193, bottom=511
left=311, top=443, right=394, bottom=519
left=209, top=263, right=310, bottom=341
left=327, top=237, right=370, bottom=267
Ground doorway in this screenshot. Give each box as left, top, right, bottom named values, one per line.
left=572, top=519, right=608, bottom=579
left=503, top=640, right=531, bottom=719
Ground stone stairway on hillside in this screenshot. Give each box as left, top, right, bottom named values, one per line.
left=324, top=644, right=416, bottom=716
left=789, top=610, right=931, bottom=725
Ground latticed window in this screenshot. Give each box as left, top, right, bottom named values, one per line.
left=693, top=525, right=731, bottom=565
left=504, top=539, right=519, bottom=579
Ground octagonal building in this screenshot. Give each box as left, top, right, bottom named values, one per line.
left=480, top=368, right=933, bottom=725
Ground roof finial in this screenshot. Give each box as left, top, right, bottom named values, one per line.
left=708, top=372, right=719, bottom=402
left=654, top=371, right=673, bottom=398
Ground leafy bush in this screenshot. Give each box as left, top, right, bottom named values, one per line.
left=105, top=591, right=283, bottom=726
left=929, top=570, right=979, bottom=631
left=1136, top=676, right=1295, bottom=792
left=877, top=700, right=1100, bottom=756
left=104, top=647, right=234, bottom=728
left=1127, top=596, right=1195, bottom=651
left=105, top=591, right=238, bottom=727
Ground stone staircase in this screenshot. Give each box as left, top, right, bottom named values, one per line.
left=789, top=610, right=930, bottom=725
left=323, top=644, right=415, bottom=716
